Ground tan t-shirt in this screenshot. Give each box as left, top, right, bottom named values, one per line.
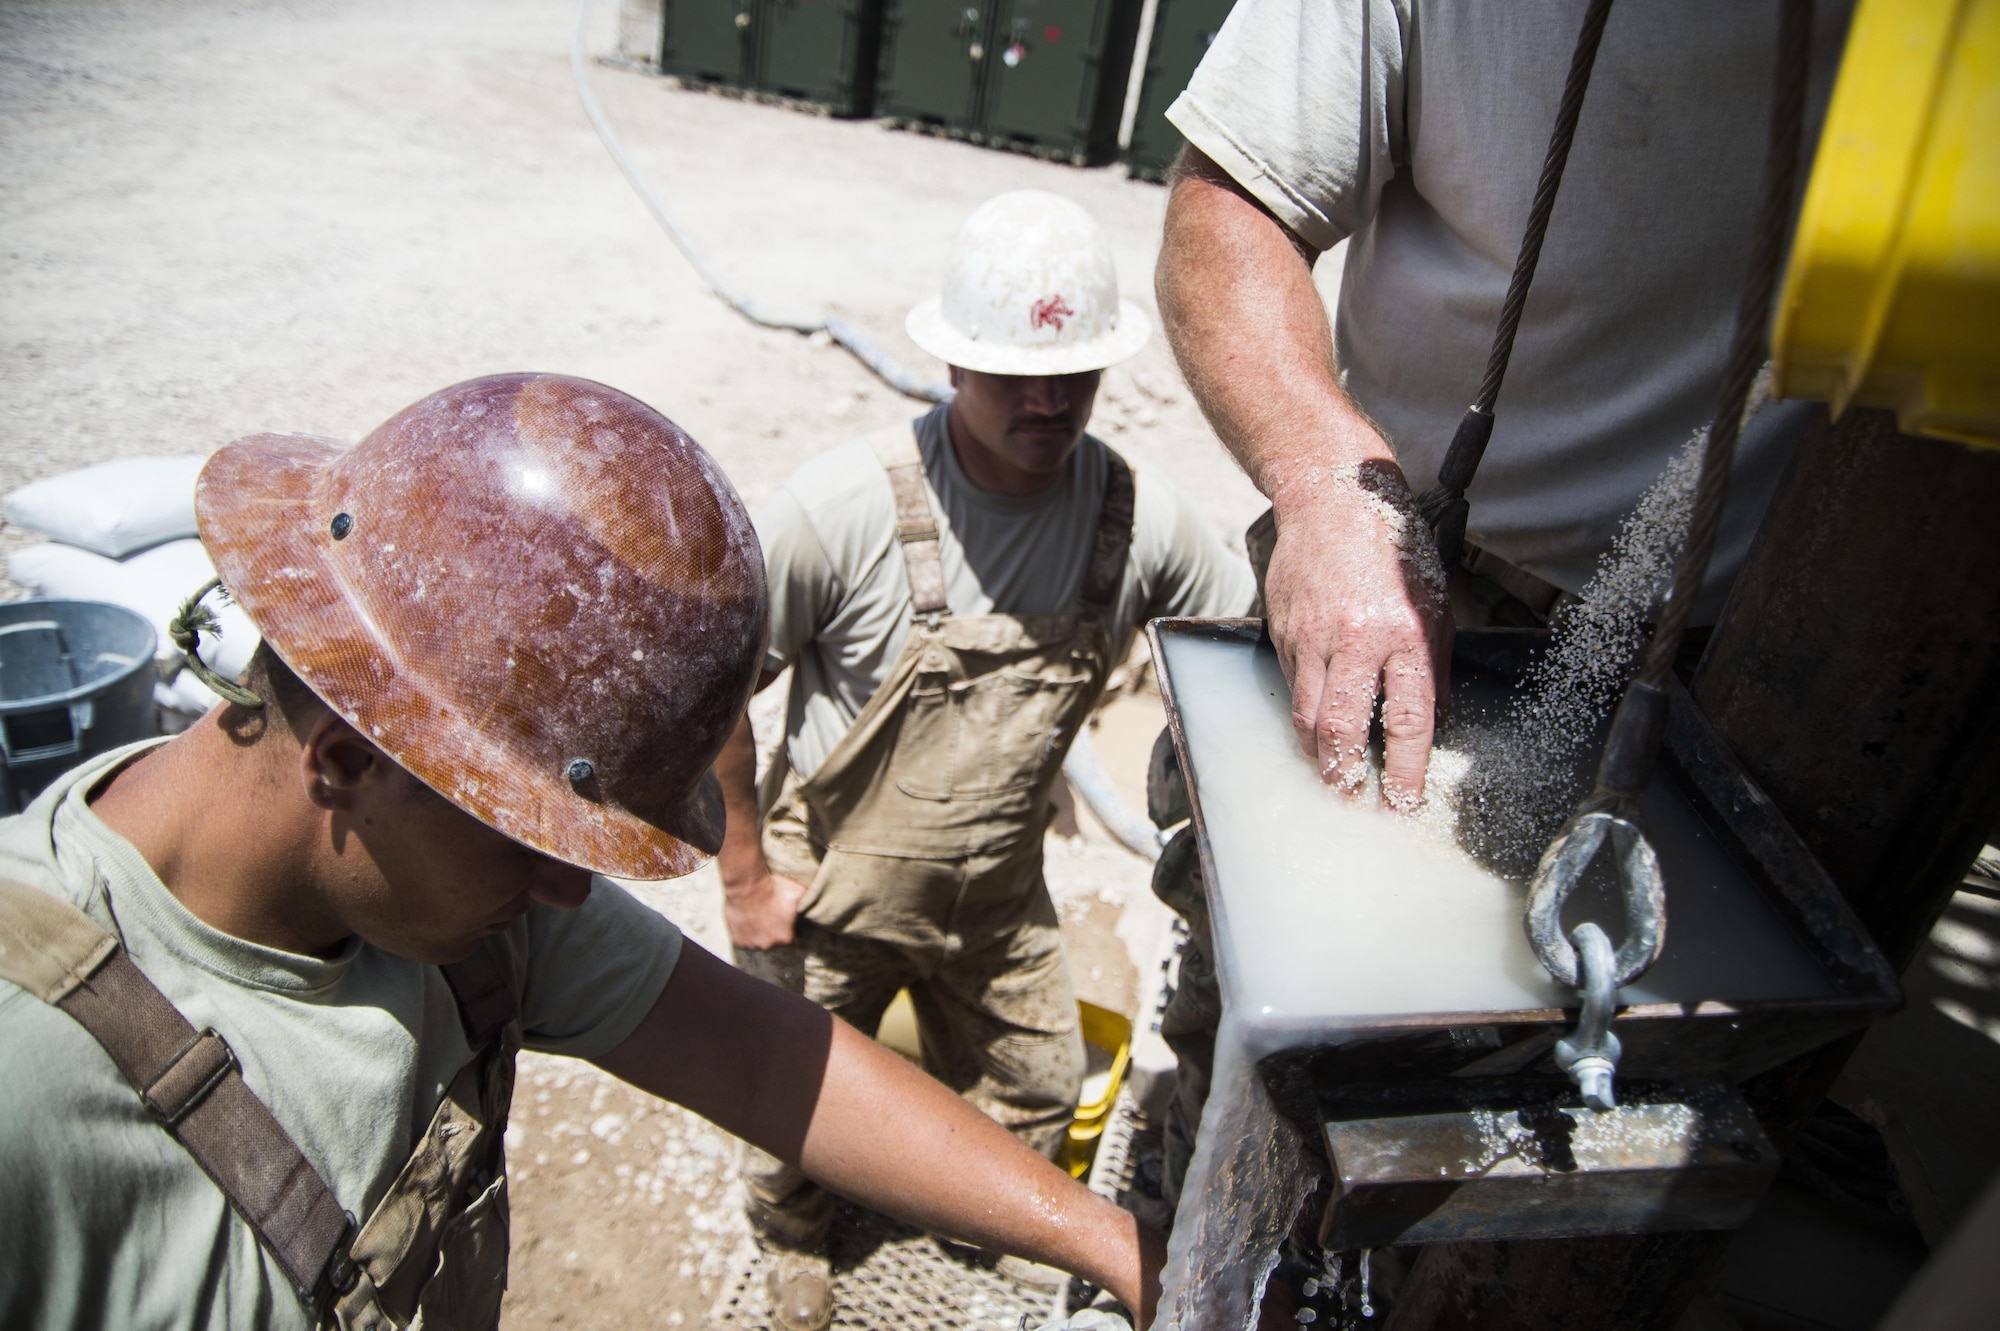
left=759, top=405, right=1256, bottom=780
left=0, top=741, right=683, bottom=1331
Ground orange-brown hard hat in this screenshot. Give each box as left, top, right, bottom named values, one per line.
left=195, top=373, right=768, bottom=879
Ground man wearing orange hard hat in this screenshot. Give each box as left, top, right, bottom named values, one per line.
left=0, top=374, right=1161, bottom=1330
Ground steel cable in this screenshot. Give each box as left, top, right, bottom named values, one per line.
left=1635, top=0, right=1813, bottom=691
left=1417, top=0, right=1616, bottom=568
left=1472, top=0, right=1618, bottom=418
left=1524, top=0, right=1816, bottom=1014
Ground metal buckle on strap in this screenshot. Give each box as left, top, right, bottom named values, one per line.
left=142, top=1028, right=237, bottom=1127
left=308, top=1211, right=361, bottom=1309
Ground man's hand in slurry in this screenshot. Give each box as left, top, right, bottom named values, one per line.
left=1158, top=147, right=1451, bottom=807
left=1264, top=460, right=1450, bottom=806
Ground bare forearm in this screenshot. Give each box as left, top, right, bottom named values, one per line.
left=1157, top=147, right=1399, bottom=512
left=804, top=1019, right=1159, bottom=1315
left=597, top=945, right=1161, bottom=1319
left=714, top=711, right=766, bottom=885
left=1157, top=146, right=1450, bottom=802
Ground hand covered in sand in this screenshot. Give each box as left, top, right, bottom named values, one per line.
left=1265, top=459, right=1452, bottom=808
left=723, top=869, right=811, bottom=950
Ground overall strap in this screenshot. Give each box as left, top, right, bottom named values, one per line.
left=1079, top=448, right=1136, bottom=611
left=871, top=426, right=1136, bottom=617
left=869, top=425, right=950, bottom=618
left=441, top=942, right=519, bottom=1047
left=0, top=876, right=356, bottom=1309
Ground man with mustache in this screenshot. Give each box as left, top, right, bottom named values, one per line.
left=714, top=191, right=1252, bottom=1327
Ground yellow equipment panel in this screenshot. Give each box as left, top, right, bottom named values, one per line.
left=1773, top=0, right=2000, bottom=448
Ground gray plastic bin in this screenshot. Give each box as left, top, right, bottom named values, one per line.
left=1, top=599, right=159, bottom=813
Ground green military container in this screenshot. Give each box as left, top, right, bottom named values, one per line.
left=879, top=0, right=1143, bottom=163
left=978, top=0, right=1143, bottom=163
left=661, top=0, right=757, bottom=88
left=876, top=0, right=992, bottom=133
left=1124, top=0, right=1235, bottom=180
left=757, top=0, right=884, bottom=116
left=663, top=0, right=884, bottom=114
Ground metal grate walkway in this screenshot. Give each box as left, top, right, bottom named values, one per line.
left=708, top=927, right=1182, bottom=1330
left=707, top=1200, right=1066, bottom=1330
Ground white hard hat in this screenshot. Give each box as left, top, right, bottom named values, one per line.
left=907, top=190, right=1151, bottom=377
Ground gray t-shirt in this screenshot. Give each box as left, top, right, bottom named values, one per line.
left=0, top=741, right=683, bottom=1331
left=759, top=406, right=1256, bottom=779
left=1169, top=0, right=1851, bottom=609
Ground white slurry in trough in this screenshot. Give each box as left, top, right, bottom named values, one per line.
left=1156, top=390, right=1827, bottom=1329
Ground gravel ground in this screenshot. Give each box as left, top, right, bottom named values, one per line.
left=1, top=1, right=1250, bottom=1324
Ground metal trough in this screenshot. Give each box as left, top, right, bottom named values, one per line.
left=1148, top=619, right=1901, bottom=1247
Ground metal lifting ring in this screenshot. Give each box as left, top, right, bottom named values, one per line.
left=1554, top=921, right=1624, bottom=1111
left=1523, top=804, right=1666, bottom=990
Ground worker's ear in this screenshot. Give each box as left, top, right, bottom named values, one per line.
left=298, top=712, right=387, bottom=810
left=948, top=364, right=966, bottom=392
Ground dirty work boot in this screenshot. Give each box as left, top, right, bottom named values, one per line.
left=766, top=1249, right=833, bottom=1331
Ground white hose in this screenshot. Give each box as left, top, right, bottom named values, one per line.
left=570, top=0, right=953, bottom=402
left=1063, top=730, right=1166, bottom=862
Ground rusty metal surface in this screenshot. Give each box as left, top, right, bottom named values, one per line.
left=1317, top=1083, right=1776, bottom=1249
left=196, top=373, right=768, bottom=879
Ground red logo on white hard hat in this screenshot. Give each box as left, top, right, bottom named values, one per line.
left=1030, top=294, right=1075, bottom=332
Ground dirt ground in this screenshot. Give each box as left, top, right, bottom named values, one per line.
left=12, top=9, right=2000, bottom=1331
left=1, top=1, right=1248, bottom=1325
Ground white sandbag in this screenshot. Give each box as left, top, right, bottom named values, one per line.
left=6, top=539, right=260, bottom=677
left=4, top=455, right=206, bottom=558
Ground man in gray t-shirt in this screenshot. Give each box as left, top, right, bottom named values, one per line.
left=1157, top=0, right=1850, bottom=805
left=713, top=192, right=1250, bottom=1314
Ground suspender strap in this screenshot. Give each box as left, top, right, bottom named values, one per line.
left=442, top=943, right=520, bottom=1046
left=0, top=876, right=355, bottom=1307
left=870, top=426, right=950, bottom=617
left=869, top=424, right=1137, bottom=616
left=1080, top=449, right=1135, bottom=610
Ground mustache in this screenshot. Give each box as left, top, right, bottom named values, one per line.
left=1009, top=411, right=1078, bottom=430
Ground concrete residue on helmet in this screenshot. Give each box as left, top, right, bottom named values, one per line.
left=905, top=189, right=1152, bottom=377
left=194, top=373, right=768, bottom=880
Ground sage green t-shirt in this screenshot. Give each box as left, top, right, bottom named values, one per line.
left=758, top=405, right=1257, bottom=780
left=0, top=741, right=683, bottom=1331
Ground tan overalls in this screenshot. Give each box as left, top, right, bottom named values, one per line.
left=738, top=426, right=1135, bottom=1252
left=0, top=874, right=521, bottom=1329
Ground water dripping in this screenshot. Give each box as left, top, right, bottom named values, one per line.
left=1358, top=1249, right=1374, bottom=1320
